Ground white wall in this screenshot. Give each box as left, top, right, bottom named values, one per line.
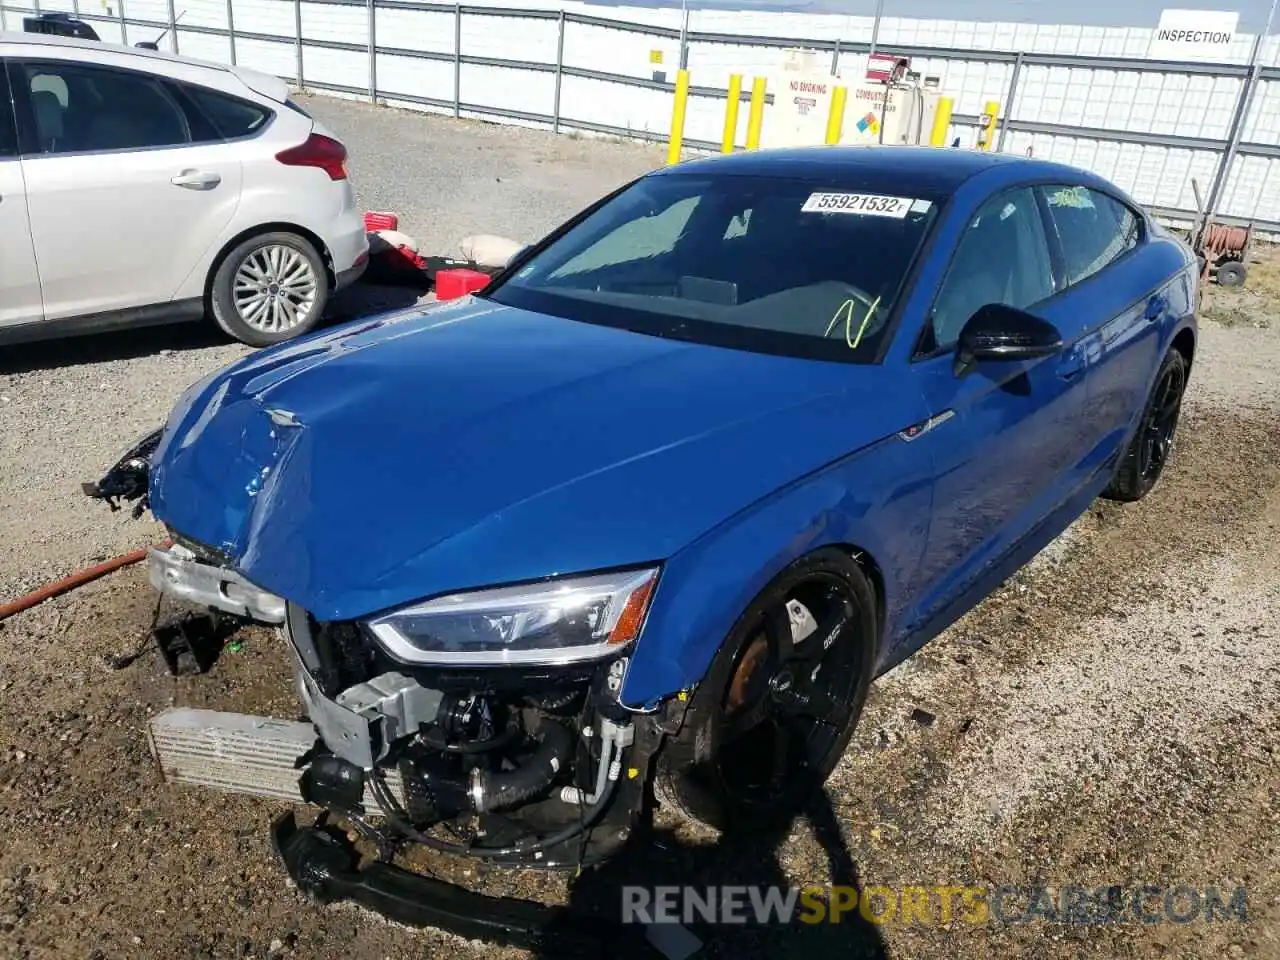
left=1, top=0, right=1277, bottom=222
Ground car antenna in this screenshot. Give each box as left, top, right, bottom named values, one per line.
left=134, top=9, right=186, bottom=50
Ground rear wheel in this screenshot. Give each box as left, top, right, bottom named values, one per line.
left=210, top=232, right=329, bottom=347
left=1102, top=347, right=1188, bottom=502
left=654, top=549, right=876, bottom=830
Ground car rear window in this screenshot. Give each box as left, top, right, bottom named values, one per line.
left=487, top=173, right=941, bottom=363
left=184, top=85, right=270, bottom=139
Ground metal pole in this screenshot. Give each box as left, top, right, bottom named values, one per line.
left=166, top=0, right=178, bottom=53
left=367, top=0, right=376, bottom=103
left=226, top=0, right=237, bottom=65
left=1204, top=62, right=1261, bottom=219
left=678, top=0, right=689, bottom=71
left=996, top=51, right=1023, bottom=152
left=1249, top=0, right=1278, bottom=66
left=453, top=2, right=462, bottom=118
left=294, top=0, right=304, bottom=89
left=117, top=0, right=127, bottom=46
left=552, top=10, right=566, bottom=134
left=830, top=38, right=841, bottom=75
left=868, top=0, right=885, bottom=58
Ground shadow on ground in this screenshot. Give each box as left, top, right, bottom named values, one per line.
left=537, top=786, right=888, bottom=960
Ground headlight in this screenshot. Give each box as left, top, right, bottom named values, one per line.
left=365, top=567, right=659, bottom=666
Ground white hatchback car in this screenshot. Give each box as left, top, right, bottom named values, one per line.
left=0, top=33, right=368, bottom=347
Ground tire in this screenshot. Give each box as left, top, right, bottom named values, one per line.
left=1102, top=347, right=1188, bottom=503
left=654, top=548, right=877, bottom=831
left=209, top=232, right=329, bottom=347
left=1215, top=261, right=1246, bottom=288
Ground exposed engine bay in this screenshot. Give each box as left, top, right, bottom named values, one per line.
left=133, top=533, right=676, bottom=941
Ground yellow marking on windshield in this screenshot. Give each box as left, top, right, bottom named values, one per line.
left=823, top=296, right=881, bottom=350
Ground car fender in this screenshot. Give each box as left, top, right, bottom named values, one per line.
left=618, top=425, right=935, bottom=710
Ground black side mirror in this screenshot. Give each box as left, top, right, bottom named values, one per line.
left=954, top=303, right=1062, bottom=375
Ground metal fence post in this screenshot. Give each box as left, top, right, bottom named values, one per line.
left=996, top=51, right=1024, bottom=152
left=678, top=5, right=689, bottom=71
left=453, top=3, right=462, bottom=118
left=367, top=0, right=377, bottom=103
left=294, top=0, right=304, bottom=89
left=830, top=38, right=841, bottom=75
left=166, top=0, right=178, bottom=53
left=868, top=0, right=884, bottom=58
left=226, top=0, right=237, bottom=65
left=117, top=0, right=127, bottom=46
left=553, top=10, right=566, bottom=134
left=1204, top=63, right=1261, bottom=220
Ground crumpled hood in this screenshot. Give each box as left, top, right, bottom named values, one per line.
left=150, top=297, right=921, bottom=621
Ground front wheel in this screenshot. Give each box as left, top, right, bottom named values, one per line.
left=1102, top=347, right=1188, bottom=502
left=654, top=548, right=877, bottom=831
left=210, top=232, right=329, bottom=347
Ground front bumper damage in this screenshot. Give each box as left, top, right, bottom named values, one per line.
left=85, top=434, right=681, bottom=945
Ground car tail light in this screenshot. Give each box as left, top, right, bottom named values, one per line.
left=275, top=133, right=348, bottom=180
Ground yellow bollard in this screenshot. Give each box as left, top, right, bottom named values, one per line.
left=929, top=96, right=953, bottom=146
left=824, top=86, right=847, bottom=145
left=666, top=68, right=690, bottom=166
left=721, top=73, right=742, bottom=153
left=745, top=76, right=767, bottom=150
left=977, top=99, right=999, bottom=151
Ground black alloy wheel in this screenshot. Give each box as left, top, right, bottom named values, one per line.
left=655, top=549, right=876, bottom=830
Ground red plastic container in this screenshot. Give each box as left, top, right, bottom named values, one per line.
left=363, top=211, right=399, bottom=232
left=435, top=268, right=491, bottom=301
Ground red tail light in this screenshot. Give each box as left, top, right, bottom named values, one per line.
left=275, top=133, right=349, bottom=180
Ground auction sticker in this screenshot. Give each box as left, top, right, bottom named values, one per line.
left=801, top=192, right=915, bottom=218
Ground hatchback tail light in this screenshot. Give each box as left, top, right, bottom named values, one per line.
left=275, top=133, right=349, bottom=180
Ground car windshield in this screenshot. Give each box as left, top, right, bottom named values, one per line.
left=485, top=172, right=941, bottom=362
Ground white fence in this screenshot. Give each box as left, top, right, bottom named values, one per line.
left=2, top=0, right=1278, bottom=227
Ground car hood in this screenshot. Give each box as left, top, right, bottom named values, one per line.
left=149, top=297, right=924, bottom=621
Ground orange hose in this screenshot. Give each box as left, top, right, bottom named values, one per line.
left=0, top=539, right=173, bottom=623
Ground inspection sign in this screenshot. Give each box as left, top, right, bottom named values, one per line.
left=1148, top=9, right=1238, bottom=61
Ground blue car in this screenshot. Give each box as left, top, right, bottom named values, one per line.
left=91, top=146, right=1196, bottom=936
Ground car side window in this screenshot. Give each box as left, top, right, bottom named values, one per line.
left=922, top=187, right=1055, bottom=354
left=1041, top=185, right=1141, bottom=286
left=182, top=84, right=270, bottom=140
left=16, top=60, right=191, bottom=155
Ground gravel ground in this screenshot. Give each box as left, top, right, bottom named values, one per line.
left=0, top=94, right=1278, bottom=960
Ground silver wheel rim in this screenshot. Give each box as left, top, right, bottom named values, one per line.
left=232, top=244, right=318, bottom=334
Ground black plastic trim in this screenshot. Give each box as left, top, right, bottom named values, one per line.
left=271, top=812, right=632, bottom=951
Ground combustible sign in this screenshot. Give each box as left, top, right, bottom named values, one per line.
left=1148, top=9, right=1238, bottom=61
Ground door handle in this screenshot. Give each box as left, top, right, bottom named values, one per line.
left=171, top=169, right=221, bottom=190
left=1144, top=296, right=1166, bottom=322
left=1056, top=348, right=1086, bottom=381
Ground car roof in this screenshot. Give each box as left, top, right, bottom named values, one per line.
left=0, top=30, right=201, bottom=65
left=656, top=145, right=1086, bottom=196
left=0, top=31, right=291, bottom=103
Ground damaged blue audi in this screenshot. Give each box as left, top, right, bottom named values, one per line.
left=89, top=146, right=1198, bottom=942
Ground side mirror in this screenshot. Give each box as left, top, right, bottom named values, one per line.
left=955, top=303, right=1062, bottom=375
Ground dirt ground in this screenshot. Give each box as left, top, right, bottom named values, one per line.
left=1, top=104, right=1278, bottom=958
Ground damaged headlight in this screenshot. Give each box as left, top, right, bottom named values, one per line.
left=365, top=567, right=659, bottom=666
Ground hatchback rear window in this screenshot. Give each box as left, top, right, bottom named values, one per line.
left=185, top=85, right=270, bottom=139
